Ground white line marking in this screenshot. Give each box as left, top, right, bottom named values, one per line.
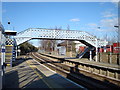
left=32, top=53, right=57, bottom=73
left=33, top=59, right=56, bottom=73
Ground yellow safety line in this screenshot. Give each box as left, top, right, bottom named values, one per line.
left=5, top=57, right=12, bottom=59
left=26, top=60, right=53, bottom=89
left=5, top=53, right=12, bottom=55
left=6, top=45, right=13, bottom=46
left=7, top=64, right=11, bottom=66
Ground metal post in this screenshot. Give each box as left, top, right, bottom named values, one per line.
left=17, top=46, right=20, bottom=56
left=96, top=38, right=98, bottom=62
left=90, top=50, right=92, bottom=61
left=109, top=45, right=112, bottom=64
left=114, top=25, right=120, bottom=65
left=16, top=46, right=17, bottom=58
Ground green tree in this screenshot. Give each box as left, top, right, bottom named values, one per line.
left=19, top=42, right=38, bottom=55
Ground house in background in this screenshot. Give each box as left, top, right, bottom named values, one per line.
left=74, top=41, right=86, bottom=53
left=57, top=41, right=86, bottom=56
left=99, top=43, right=120, bottom=53
left=57, top=41, right=67, bottom=55
left=57, top=46, right=66, bottom=55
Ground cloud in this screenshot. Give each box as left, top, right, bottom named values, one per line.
left=110, top=0, right=119, bottom=2
left=100, top=17, right=118, bottom=28
left=70, top=18, right=80, bottom=22
left=110, top=0, right=120, bottom=7
left=88, top=23, right=98, bottom=27
left=102, top=11, right=116, bottom=18
left=91, top=10, right=119, bottom=32
left=87, top=17, right=118, bottom=32
left=88, top=23, right=104, bottom=31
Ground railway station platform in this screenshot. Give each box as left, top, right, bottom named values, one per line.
left=39, top=53, right=120, bottom=69
left=3, top=56, right=86, bottom=89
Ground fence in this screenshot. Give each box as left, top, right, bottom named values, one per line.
left=97, top=53, right=120, bottom=65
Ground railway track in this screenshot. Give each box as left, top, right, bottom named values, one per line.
left=30, top=52, right=120, bottom=89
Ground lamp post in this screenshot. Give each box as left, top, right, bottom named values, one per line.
left=114, top=25, right=120, bottom=65
left=95, top=27, right=101, bottom=62
left=114, top=25, right=119, bottom=43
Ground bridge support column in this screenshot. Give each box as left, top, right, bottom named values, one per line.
left=89, top=50, right=92, bottom=61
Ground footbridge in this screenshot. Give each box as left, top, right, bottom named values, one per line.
left=14, top=28, right=108, bottom=47
left=4, top=28, right=108, bottom=66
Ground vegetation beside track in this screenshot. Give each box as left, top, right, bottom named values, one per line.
left=19, top=42, right=38, bottom=55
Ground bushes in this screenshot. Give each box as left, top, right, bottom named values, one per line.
left=19, top=42, right=38, bottom=55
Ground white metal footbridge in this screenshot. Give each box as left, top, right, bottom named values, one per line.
left=3, top=27, right=108, bottom=67
left=14, top=28, right=108, bottom=47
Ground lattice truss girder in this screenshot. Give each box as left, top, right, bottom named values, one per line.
left=14, top=28, right=108, bottom=47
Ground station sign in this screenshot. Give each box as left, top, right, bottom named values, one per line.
left=1, top=49, right=5, bottom=53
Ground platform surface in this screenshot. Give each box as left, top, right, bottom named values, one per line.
left=40, top=53, right=120, bottom=69
left=3, top=57, right=86, bottom=89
